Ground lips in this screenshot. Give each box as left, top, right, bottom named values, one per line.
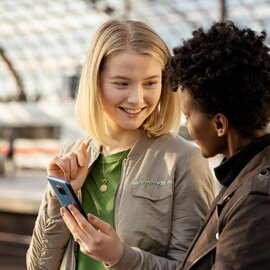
left=121, top=107, right=144, bottom=115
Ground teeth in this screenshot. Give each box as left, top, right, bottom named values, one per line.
left=123, top=108, right=142, bottom=114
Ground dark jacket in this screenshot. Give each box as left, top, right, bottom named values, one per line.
left=179, top=136, right=270, bottom=270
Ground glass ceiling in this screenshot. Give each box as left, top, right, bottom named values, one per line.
left=0, top=0, right=270, bottom=100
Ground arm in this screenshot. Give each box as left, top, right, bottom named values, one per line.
left=26, top=186, right=71, bottom=270
left=168, top=148, right=215, bottom=262
left=26, top=142, right=89, bottom=269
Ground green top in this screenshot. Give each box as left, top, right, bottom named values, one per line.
left=76, top=149, right=129, bottom=270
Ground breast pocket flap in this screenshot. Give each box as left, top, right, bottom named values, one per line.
left=132, top=180, right=173, bottom=201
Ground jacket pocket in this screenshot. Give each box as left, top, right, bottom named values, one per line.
left=131, top=180, right=173, bottom=201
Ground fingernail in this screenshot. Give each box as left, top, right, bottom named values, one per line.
left=87, top=213, right=94, bottom=220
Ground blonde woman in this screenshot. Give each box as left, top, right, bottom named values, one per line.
left=27, top=19, right=214, bottom=270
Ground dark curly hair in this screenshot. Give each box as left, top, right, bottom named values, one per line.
left=167, top=20, right=270, bottom=138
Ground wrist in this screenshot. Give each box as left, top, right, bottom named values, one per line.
left=104, top=241, right=125, bottom=267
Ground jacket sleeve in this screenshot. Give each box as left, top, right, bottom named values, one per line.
left=215, top=193, right=270, bottom=270
left=107, top=148, right=215, bottom=270
left=26, top=185, right=71, bottom=270
left=168, top=148, right=215, bottom=262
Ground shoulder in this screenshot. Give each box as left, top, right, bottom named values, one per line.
left=249, top=168, right=270, bottom=196
left=149, top=134, right=210, bottom=173
left=218, top=168, right=270, bottom=219
left=161, top=134, right=208, bottom=165
left=134, top=133, right=206, bottom=166
left=60, top=137, right=94, bottom=155
left=217, top=169, right=270, bottom=236
left=152, top=133, right=200, bottom=154
left=220, top=145, right=270, bottom=205
left=247, top=145, right=270, bottom=196
left=232, top=168, right=270, bottom=200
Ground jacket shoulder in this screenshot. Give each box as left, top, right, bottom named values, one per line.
left=249, top=168, right=270, bottom=196
left=60, top=137, right=93, bottom=155
left=236, top=168, right=270, bottom=197
left=218, top=167, right=270, bottom=214
left=156, top=133, right=199, bottom=153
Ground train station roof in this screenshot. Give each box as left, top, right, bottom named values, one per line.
left=0, top=0, right=270, bottom=100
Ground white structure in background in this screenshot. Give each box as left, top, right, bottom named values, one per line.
left=0, top=0, right=269, bottom=101
left=0, top=101, right=86, bottom=170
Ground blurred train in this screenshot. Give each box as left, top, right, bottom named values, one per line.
left=0, top=100, right=86, bottom=172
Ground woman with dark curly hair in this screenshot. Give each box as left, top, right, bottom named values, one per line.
left=167, top=21, right=270, bottom=270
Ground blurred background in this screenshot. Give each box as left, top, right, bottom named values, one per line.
left=0, top=0, right=269, bottom=269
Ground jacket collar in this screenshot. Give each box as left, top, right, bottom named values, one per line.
left=87, top=133, right=155, bottom=157
left=84, top=133, right=156, bottom=166
left=214, top=134, right=270, bottom=187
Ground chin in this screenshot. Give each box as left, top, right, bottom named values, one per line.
left=201, top=153, right=210, bottom=159
left=199, top=149, right=211, bottom=159
left=122, top=122, right=144, bottom=130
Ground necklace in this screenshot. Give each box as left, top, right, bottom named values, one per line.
left=100, top=149, right=129, bottom=192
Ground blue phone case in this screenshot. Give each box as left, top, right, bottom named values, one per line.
left=47, top=175, right=87, bottom=218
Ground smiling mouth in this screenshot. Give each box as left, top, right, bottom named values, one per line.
left=121, top=107, right=144, bottom=114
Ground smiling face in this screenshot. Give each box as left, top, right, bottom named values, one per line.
left=99, top=49, right=163, bottom=135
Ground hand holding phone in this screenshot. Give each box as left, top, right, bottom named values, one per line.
left=47, top=175, right=87, bottom=219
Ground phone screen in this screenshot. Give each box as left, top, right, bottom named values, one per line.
left=47, top=175, right=87, bottom=218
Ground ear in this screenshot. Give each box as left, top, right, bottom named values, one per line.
left=213, top=113, right=228, bottom=137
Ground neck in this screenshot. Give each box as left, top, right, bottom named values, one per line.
left=225, top=128, right=268, bottom=158
left=102, top=129, right=143, bottom=155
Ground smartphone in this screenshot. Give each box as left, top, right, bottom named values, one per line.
left=47, top=175, right=87, bottom=219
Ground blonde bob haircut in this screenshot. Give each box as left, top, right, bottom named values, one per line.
left=75, top=19, right=181, bottom=146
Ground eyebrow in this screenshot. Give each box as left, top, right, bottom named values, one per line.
left=109, top=75, right=161, bottom=80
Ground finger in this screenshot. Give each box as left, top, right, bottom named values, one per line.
left=47, top=156, right=67, bottom=176
left=60, top=156, right=72, bottom=180
left=60, top=207, right=84, bottom=241
left=77, top=143, right=88, bottom=167
left=68, top=152, right=78, bottom=180
left=68, top=205, right=97, bottom=236
left=87, top=213, right=114, bottom=236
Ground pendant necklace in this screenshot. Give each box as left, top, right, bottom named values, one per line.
left=100, top=149, right=128, bottom=192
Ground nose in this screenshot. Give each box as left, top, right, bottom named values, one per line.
left=127, top=85, right=144, bottom=104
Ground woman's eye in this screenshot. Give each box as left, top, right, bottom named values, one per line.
left=144, top=81, right=158, bottom=87
left=112, top=82, right=128, bottom=87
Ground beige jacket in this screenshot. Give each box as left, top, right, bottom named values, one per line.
left=27, top=133, right=215, bottom=270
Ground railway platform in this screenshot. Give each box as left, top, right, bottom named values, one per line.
left=0, top=169, right=47, bottom=270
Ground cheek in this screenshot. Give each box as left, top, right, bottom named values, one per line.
left=186, top=121, right=205, bottom=142
left=186, top=122, right=198, bottom=139
left=146, top=90, right=162, bottom=107
left=100, top=89, right=120, bottom=107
